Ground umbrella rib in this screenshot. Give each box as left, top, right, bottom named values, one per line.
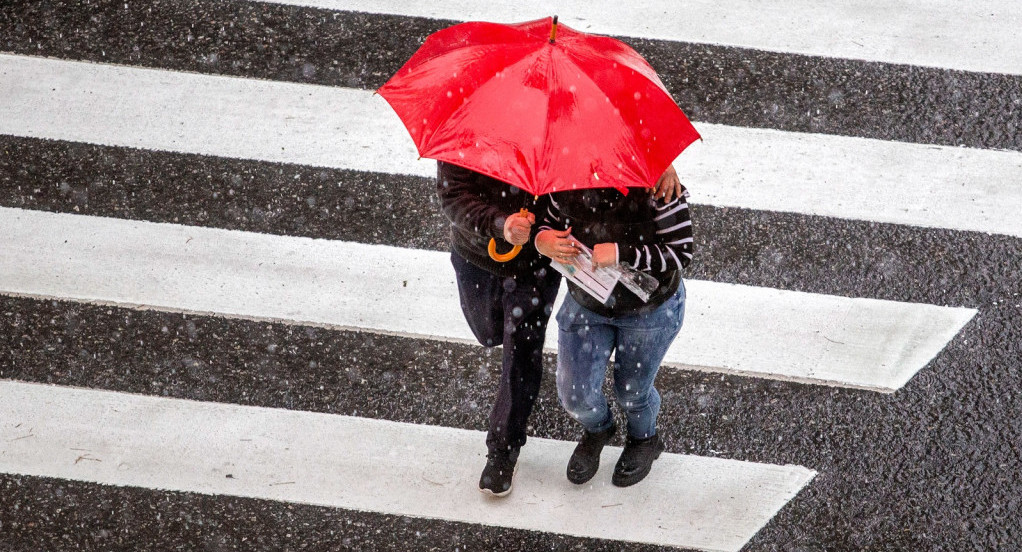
left=406, top=39, right=537, bottom=75
left=425, top=47, right=553, bottom=190
left=550, top=48, right=653, bottom=188
left=536, top=47, right=559, bottom=192
left=564, top=46, right=695, bottom=187
left=412, top=43, right=539, bottom=149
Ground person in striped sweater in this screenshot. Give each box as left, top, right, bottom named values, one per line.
left=535, top=165, right=692, bottom=487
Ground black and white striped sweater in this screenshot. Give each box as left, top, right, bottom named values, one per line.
left=616, top=192, right=694, bottom=273
left=541, top=186, right=694, bottom=316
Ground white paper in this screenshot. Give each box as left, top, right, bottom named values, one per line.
left=550, top=241, right=621, bottom=304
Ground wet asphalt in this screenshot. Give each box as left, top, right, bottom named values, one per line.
left=1, top=1, right=1021, bottom=551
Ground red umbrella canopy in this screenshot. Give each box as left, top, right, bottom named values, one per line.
left=378, top=16, right=700, bottom=197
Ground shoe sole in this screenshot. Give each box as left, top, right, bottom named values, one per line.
left=567, top=468, right=597, bottom=485
left=567, top=458, right=599, bottom=485
left=478, top=462, right=519, bottom=498
left=567, top=426, right=617, bottom=485
left=611, top=447, right=664, bottom=488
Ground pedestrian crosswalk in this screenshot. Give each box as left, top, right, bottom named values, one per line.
left=0, top=206, right=976, bottom=391
left=0, top=1, right=1013, bottom=551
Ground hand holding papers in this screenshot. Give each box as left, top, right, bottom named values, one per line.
left=550, top=240, right=660, bottom=304
left=550, top=240, right=620, bottom=303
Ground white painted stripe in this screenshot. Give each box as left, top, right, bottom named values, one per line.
left=0, top=207, right=977, bottom=391
left=2, top=54, right=1020, bottom=238
left=676, top=127, right=1022, bottom=238
left=0, top=53, right=431, bottom=179
left=252, top=0, right=1022, bottom=76
left=0, top=380, right=816, bottom=552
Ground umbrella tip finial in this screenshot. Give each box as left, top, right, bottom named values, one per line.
left=549, top=15, right=558, bottom=43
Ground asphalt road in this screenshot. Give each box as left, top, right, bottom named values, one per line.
left=1, top=1, right=1021, bottom=550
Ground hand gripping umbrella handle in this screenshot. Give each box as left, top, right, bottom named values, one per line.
left=488, top=208, right=529, bottom=262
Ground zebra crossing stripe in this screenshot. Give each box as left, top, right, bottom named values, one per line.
left=0, top=207, right=976, bottom=391
left=0, top=379, right=816, bottom=552
left=249, top=0, right=1022, bottom=75
left=2, top=53, right=1020, bottom=238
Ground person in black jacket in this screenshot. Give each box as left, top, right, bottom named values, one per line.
left=535, top=171, right=692, bottom=488
left=436, top=161, right=562, bottom=497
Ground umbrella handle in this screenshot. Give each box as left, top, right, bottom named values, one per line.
left=487, top=208, right=530, bottom=262
left=488, top=239, right=522, bottom=262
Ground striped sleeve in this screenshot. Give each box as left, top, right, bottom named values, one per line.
left=617, top=189, right=694, bottom=272
left=536, top=193, right=568, bottom=233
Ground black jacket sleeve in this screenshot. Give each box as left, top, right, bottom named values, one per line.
left=436, top=161, right=508, bottom=240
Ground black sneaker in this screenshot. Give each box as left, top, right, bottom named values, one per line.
left=566, top=424, right=616, bottom=484
left=479, top=448, right=520, bottom=497
left=612, top=433, right=666, bottom=487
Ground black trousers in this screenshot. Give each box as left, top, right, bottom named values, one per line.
left=450, top=251, right=561, bottom=454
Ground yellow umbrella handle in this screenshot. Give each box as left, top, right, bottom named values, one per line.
left=488, top=208, right=530, bottom=262
left=488, top=239, right=521, bottom=262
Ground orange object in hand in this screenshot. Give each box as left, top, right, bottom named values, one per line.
left=488, top=208, right=530, bottom=262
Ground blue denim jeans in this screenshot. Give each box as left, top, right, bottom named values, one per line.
left=555, top=282, right=686, bottom=439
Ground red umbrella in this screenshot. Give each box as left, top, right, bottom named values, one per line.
left=379, top=16, right=699, bottom=259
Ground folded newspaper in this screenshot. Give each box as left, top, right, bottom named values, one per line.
left=550, top=240, right=660, bottom=304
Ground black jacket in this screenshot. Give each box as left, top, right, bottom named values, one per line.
left=436, top=161, right=553, bottom=278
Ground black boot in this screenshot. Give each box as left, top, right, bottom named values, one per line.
left=612, top=433, right=665, bottom=487
left=566, top=424, right=616, bottom=484
left=479, top=447, right=520, bottom=497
